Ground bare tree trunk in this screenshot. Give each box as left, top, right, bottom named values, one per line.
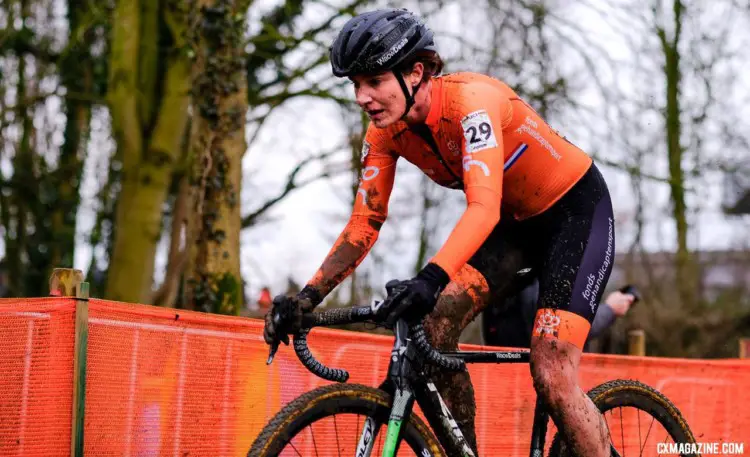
left=152, top=175, right=191, bottom=307
left=183, top=0, right=251, bottom=314
left=105, top=0, right=193, bottom=303
left=655, top=0, right=696, bottom=307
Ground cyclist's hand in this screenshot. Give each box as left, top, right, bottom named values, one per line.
left=263, top=287, right=321, bottom=345
left=377, top=263, right=450, bottom=328
left=604, top=291, right=634, bottom=317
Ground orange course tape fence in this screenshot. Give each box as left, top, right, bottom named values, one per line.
left=0, top=297, right=748, bottom=456
left=0, top=298, right=75, bottom=456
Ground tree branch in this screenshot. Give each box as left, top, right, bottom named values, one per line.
left=151, top=175, right=190, bottom=307
left=241, top=148, right=343, bottom=228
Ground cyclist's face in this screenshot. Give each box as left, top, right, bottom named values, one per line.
left=351, top=72, right=406, bottom=128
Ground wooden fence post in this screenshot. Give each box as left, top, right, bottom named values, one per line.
left=49, top=268, right=84, bottom=297
left=740, top=338, right=750, bottom=359
left=628, top=329, right=646, bottom=356
left=50, top=268, right=89, bottom=457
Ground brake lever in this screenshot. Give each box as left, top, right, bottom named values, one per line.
left=267, top=341, right=280, bottom=365
left=266, top=310, right=290, bottom=365
left=372, top=279, right=408, bottom=328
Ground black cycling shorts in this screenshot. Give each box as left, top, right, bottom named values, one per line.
left=467, top=162, right=615, bottom=347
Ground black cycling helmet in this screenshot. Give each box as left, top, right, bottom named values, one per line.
left=330, top=9, right=437, bottom=118
left=330, top=9, right=435, bottom=77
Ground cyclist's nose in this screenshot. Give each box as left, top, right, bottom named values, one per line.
left=355, top=87, right=373, bottom=107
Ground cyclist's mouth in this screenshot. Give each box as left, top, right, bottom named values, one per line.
left=367, top=109, right=385, bottom=119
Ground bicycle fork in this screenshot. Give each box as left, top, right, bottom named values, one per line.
left=529, top=396, right=549, bottom=457
left=352, top=388, right=415, bottom=457
left=354, top=416, right=381, bottom=457
left=356, top=320, right=421, bottom=457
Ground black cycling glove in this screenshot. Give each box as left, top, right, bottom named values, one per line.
left=376, top=263, right=450, bottom=328
left=263, top=285, right=322, bottom=345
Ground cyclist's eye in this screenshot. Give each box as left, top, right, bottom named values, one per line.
left=369, top=78, right=381, bottom=87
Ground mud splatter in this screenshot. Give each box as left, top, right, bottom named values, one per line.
left=530, top=338, right=609, bottom=457
left=309, top=217, right=381, bottom=296
left=367, top=219, right=383, bottom=231
left=421, top=264, right=490, bottom=455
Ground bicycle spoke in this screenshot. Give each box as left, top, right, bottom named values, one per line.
left=605, top=405, right=678, bottom=457
left=640, top=414, right=657, bottom=456
left=333, top=415, right=342, bottom=456
left=604, top=410, right=613, bottom=440
left=288, top=439, right=303, bottom=457
left=309, top=423, right=319, bottom=456
left=620, top=407, right=625, bottom=457
left=637, top=409, right=642, bottom=457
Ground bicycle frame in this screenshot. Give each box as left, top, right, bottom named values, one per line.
left=355, top=320, right=549, bottom=457
left=269, top=304, right=681, bottom=457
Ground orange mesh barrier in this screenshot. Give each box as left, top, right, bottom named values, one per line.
left=84, top=299, right=750, bottom=456
left=1, top=298, right=749, bottom=456
left=0, top=298, right=76, bottom=456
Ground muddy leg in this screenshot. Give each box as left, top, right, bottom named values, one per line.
left=422, top=266, right=489, bottom=456
left=530, top=337, right=609, bottom=457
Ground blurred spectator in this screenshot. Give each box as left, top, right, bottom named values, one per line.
left=257, top=286, right=272, bottom=312
left=482, top=276, right=639, bottom=351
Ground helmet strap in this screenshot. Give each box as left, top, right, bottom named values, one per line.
left=394, top=70, right=421, bottom=120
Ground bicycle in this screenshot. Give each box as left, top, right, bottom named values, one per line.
left=249, top=301, right=698, bottom=457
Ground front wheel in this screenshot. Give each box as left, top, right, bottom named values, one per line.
left=248, top=383, right=445, bottom=457
left=548, top=379, right=698, bottom=457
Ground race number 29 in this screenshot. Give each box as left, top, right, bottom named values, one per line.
left=461, top=110, right=498, bottom=153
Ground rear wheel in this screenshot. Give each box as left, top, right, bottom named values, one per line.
left=548, top=380, right=698, bottom=457
left=249, top=383, right=445, bottom=457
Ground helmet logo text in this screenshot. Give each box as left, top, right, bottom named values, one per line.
left=376, top=37, right=409, bottom=66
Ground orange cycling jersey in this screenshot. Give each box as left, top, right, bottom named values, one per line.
left=309, top=72, right=592, bottom=294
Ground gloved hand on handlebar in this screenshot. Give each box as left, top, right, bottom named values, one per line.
left=263, top=286, right=322, bottom=345
left=376, top=263, right=450, bottom=328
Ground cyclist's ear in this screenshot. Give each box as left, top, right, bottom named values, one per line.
left=406, top=61, right=424, bottom=87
